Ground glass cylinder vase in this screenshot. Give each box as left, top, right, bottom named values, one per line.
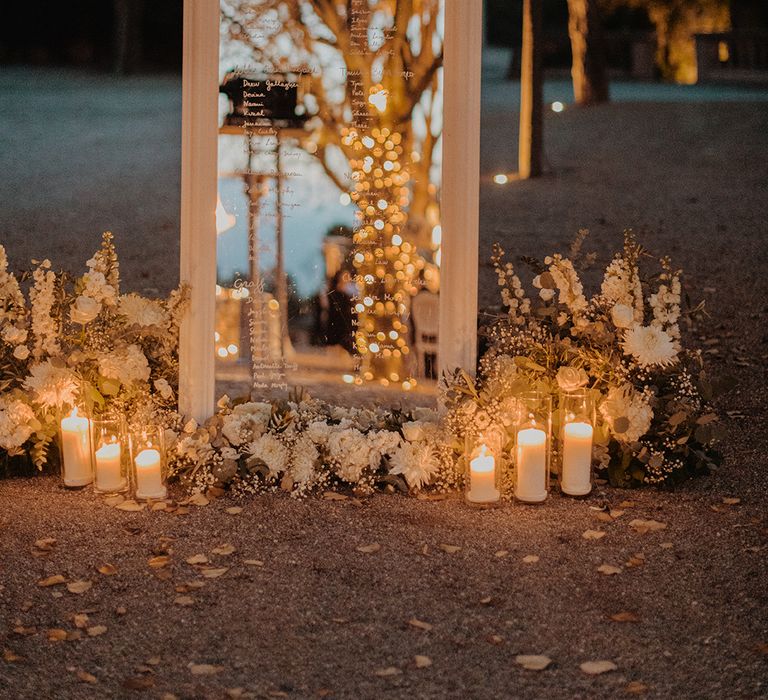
left=464, top=430, right=503, bottom=507
left=58, top=403, right=93, bottom=488
left=513, top=391, right=552, bottom=504
left=129, top=426, right=168, bottom=500
left=91, top=415, right=129, bottom=494
left=558, top=390, right=595, bottom=497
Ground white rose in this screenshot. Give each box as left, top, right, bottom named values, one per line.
left=2, top=326, right=27, bottom=345
left=70, top=295, right=101, bottom=325
left=13, top=345, right=30, bottom=360
left=556, top=366, right=589, bottom=392
left=153, top=378, right=174, bottom=400
left=401, top=420, right=425, bottom=443
left=539, top=288, right=555, bottom=302
left=611, top=303, right=634, bottom=329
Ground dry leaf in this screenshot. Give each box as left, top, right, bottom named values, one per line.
left=619, top=500, right=636, bottom=508
left=47, top=629, right=68, bottom=642
left=515, top=655, right=552, bottom=671
left=115, top=606, right=127, bottom=616
left=626, top=554, right=645, bottom=568
left=174, top=596, right=194, bottom=606
left=593, top=511, right=613, bottom=523
left=151, top=502, right=168, bottom=511
left=610, top=611, right=640, bottom=623
left=629, top=519, right=667, bottom=534
left=115, top=500, right=145, bottom=512
left=439, top=544, right=461, bottom=554
left=13, top=626, right=36, bottom=636
left=374, top=667, right=401, bottom=677
left=414, top=655, right=432, bottom=669
left=323, top=491, right=348, bottom=501
left=225, top=507, right=243, bottom=515
left=20, top=600, right=33, bottom=611
left=97, top=564, right=117, bottom=576
left=67, top=630, right=83, bottom=641
left=356, top=543, right=381, bottom=554
left=597, top=564, right=622, bottom=575
left=723, top=497, right=741, bottom=505
left=480, top=596, right=492, bottom=605
left=73, top=613, right=89, bottom=629
left=660, top=542, right=674, bottom=549
left=199, top=567, right=228, bottom=579
left=625, top=681, right=649, bottom=694
left=87, top=625, right=107, bottom=637
left=3, top=648, right=23, bottom=662
left=408, top=618, right=433, bottom=631
left=33, top=537, right=57, bottom=552
left=244, top=559, right=264, bottom=567
left=148, top=555, right=171, bottom=568
left=494, top=550, right=509, bottom=558
left=76, top=670, right=98, bottom=684
left=189, top=663, right=223, bottom=676
left=582, top=530, right=606, bottom=540
left=212, top=544, right=236, bottom=556
left=185, top=554, right=208, bottom=565
left=38, top=574, right=66, bottom=587
left=580, top=660, right=617, bottom=675
left=522, top=555, right=539, bottom=564
left=67, top=580, right=92, bottom=595
left=188, top=493, right=210, bottom=507
left=487, top=634, right=504, bottom=645
left=122, top=676, right=155, bottom=690
left=609, top=509, right=625, bottom=519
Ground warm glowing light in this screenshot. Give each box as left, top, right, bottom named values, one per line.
left=391, top=234, right=402, bottom=246
left=551, top=101, right=565, bottom=113
left=268, top=299, right=280, bottom=311
left=217, top=347, right=228, bottom=358
left=227, top=344, right=238, bottom=354
left=342, top=374, right=355, bottom=384
left=493, top=173, right=509, bottom=185
left=339, top=193, right=351, bottom=206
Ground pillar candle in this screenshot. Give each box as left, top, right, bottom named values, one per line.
left=60, top=408, right=93, bottom=487
left=94, top=442, right=126, bottom=492
left=134, top=448, right=166, bottom=499
left=515, top=427, right=547, bottom=502
left=561, top=421, right=593, bottom=496
left=468, top=444, right=500, bottom=503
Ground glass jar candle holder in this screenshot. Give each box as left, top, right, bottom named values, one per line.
left=558, top=390, right=595, bottom=497
left=129, top=426, right=168, bottom=500
left=513, top=391, right=552, bottom=504
left=58, top=403, right=94, bottom=488
left=91, top=415, right=129, bottom=494
left=464, top=430, right=503, bottom=506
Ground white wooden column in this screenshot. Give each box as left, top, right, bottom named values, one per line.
left=439, top=0, right=483, bottom=376
left=179, top=0, right=220, bottom=421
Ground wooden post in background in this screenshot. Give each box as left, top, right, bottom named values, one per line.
left=519, top=0, right=543, bottom=179
left=439, top=0, right=483, bottom=377
left=179, top=0, right=220, bottom=421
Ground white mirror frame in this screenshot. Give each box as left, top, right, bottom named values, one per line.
left=178, top=0, right=482, bottom=421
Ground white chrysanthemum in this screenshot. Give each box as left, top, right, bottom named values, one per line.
left=600, top=384, right=653, bottom=443
left=389, top=441, right=440, bottom=489
left=23, top=361, right=79, bottom=409
left=327, top=427, right=372, bottom=482
left=119, top=294, right=168, bottom=328
left=248, top=433, right=290, bottom=477
left=0, top=397, right=36, bottom=453
left=306, top=420, right=333, bottom=446
left=98, top=344, right=151, bottom=385
left=622, top=324, right=678, bottom=367
left=291, top=435, right=319, bottom=485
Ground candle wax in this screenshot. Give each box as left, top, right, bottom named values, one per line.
left=94, top=441, right=126, bottom=492
left=468, top=444, right=500, bottom=503
left=60, top=409, right=93, bottom=487
left=561, top=421, right=593, bottom=496
left=134, top=448, right=166, bottom=499
left=515, top=427, right=547, bottom=503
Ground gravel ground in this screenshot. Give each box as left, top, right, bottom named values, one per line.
left=2, top=66, right=768, bottom=698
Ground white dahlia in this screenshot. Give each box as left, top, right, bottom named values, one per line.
left=622, top=324, right=678, bottom=367
left=23, top=361, right=79, bottom=409
left=389, top=441, right=440, bottom=490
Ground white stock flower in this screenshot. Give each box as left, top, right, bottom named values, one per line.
left=70, top=295, right=101, bottom=325
left=622, top=324, right=678, bottom=367
left=610, top=303, right=634, bottom=329
left=0, top=397, right=36, bottom=453
left=23, top=360, right=79, bottom=409
left=389, top=441, right=440, bottom=489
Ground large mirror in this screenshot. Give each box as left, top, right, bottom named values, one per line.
left=213, top=0, right=444, bottom=408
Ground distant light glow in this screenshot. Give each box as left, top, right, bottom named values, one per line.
left=551, top=101, right=565, bottom=113
left=493, top=173, right=509, bottom=185
left=339, top=193, right=351, bottom=206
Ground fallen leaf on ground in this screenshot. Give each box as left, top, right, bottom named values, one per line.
left=151, top=502, right=168, bottom=511
left=97, top=564, right=117, bottom=576
left=583, top=530, right=606, bottom=540
left=225, top=507, right=243, bottom=515
left=174, top=596, right=194, bottom=607
left=47, top=629, right=68, bottom=642
left=374, top=667, right=401, bottom=677
left=13, top=626, right=36, bottom=636
left=723, top=497, right=741, bottom=505
left=38, top=575, right=66, bottom=587
left=148, top=555, right=171, bottom=568
left=73, top=613, right=89, bottom=629
left=515, top=655, right=552, bottom=671
left=581, top=660, right=618, bottom=675
left=3, top=648, right=23, bottom=662
left=115, top=500, right=145, bottom=512
left=189, top=663, right=223, bottom=676
left=660, top=542, right=674, bottom=549
left=115, top=606, right=127, bottom=615
left=629, top=519, right=667, bottom=534
left=414, top=655, right=432, bottom=669
left=439, top=544, right=461, bottom=554
left=32, top=537, right=57, bottom=555
left=487, top=634, right=504, bottom=645
left=77, top=670, right=97, bottom=684
left=619, top=500, right=636, bottom=508
left=610, top=611, right=640, bottom=623
left=199, top=567, right=228, bottom=579
left=593, top=512, right=614, bottom=523
left=597, top=564, right=622, bottom=575
left=480, top=596, right=492, bottom=605
left=67, top=580, right=92, bottom=594
left=625, top=681, right=649, bottom=694
left=211, top=544, right=236, bottom=556
left=67, top=630, right=83, bottom=641
left=188, top=493, right=210, bottom=507
left=186, top=554, right=208, bottom=565
left=408, top=618, right=433, bottom=631
left=755, top=642, right=768, bottom=655
left=323, top=491, right=348, bottom=501
left=244, top=559, right=264, bottom=566
left=146, top=657, right=162, bottom=666
left=522, top=555, right=539, bottom=564
left=609, top=509, right=625, bottom=519
left=86, top=625, right=107, bottom=637
left=626, top=554, right=645, bottom=568
left=356, top=543, right=381, bottom=554
left=494, top=550, right=509, bottom=558
left=122, top=677, right=155, bottom=690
